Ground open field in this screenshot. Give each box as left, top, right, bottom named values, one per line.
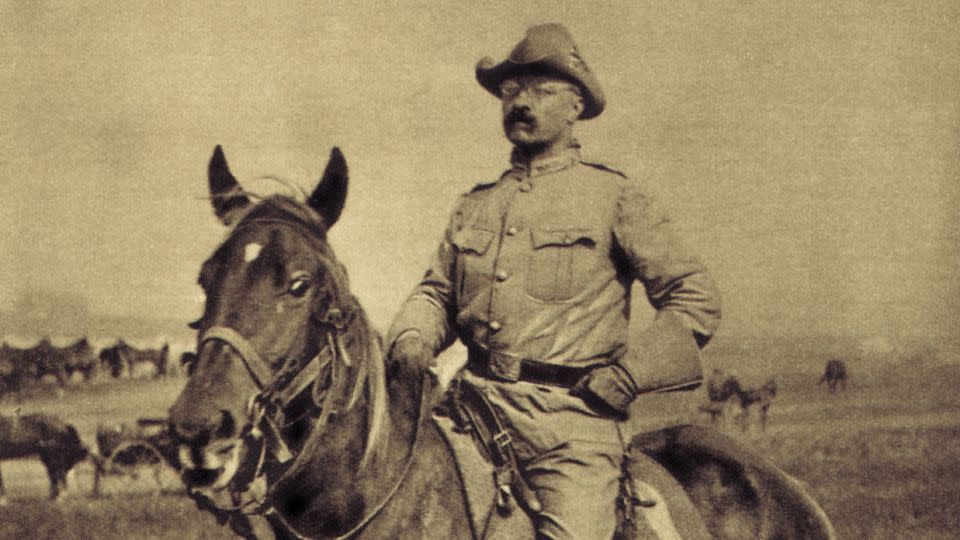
left=1, top=362, right=959, bottom=539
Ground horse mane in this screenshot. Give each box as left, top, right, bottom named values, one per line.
left=232, top=194, right=390, bottom=472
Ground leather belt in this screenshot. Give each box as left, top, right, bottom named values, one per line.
left=467, top=348, right=600, bottom=388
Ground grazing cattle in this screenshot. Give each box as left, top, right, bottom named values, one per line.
left=819, top=359, right=848, bottom=392
left=736, top=378, right=778, bottom=432
left=0, top=412, right=88, bottom=503
left=166, top=146, right=836, bottom=539
left=99, top=341, right=170, bottom=378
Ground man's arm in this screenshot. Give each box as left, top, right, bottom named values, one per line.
left=385, top=200, right=463, bottom=359
left=577, top=178, right=722, bottom=413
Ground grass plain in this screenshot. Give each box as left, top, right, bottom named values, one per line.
left=0, top=360, right=958, bottom=539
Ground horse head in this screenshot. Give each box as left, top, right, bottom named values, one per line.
left=168, top=144, right=356, bottom=493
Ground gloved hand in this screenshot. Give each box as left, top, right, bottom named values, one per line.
left=571, top=364, right=637, bottom=418
left=387, top=331, right=438, bottom=381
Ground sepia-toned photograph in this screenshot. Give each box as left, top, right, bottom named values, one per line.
left=1, top=2, right=958, bottom=538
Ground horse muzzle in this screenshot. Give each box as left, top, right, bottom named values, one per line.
left=179, top=438, right=244, bottom=490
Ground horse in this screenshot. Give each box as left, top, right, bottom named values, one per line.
left=168, top=145, right=837, bottom=539
left=818, top=359, right=847, bottom=393
left=121, top=342, right=169, bottom=378
left=0, top=344, right=38, bottom=396
left=735, top=378, right=778, bottom=432
left=0, top=412, right=88, bottom=503
left=56, top=338, right=98, bottom=382
left=99, top=340, right=170, bottom=378
left=702, top=368, right=743, bottom=428
left=15, top=339, right=70, bottom=388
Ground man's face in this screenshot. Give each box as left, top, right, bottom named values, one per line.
left=500, top=75, right=583, bottom=148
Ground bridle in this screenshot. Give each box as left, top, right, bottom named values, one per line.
left=189, top=308, right=431, bottom=540
left=189, top=305, right=350, bottom=510
left=182, top=212, right=431, bottom=538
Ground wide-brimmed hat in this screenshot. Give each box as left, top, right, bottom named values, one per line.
left=476, top=24, right=605, bottom=119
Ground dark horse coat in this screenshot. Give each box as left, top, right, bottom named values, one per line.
left=0, top=413, right=88, bottom=500
left=169, top=146, right=837, bottom=539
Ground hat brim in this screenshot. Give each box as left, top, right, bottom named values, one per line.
left=475, top=56, right=605, bottom=120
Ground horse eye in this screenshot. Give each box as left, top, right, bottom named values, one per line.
left=288, top=277, right=311, bottom=298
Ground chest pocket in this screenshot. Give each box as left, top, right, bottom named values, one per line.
left=526, top=228, right=599, bottom=302
left=451, top=227, right=495, bottom=305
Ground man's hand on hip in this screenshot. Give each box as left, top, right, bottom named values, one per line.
left=571, top=364, right=637, bottom=419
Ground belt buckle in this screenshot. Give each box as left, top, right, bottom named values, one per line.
left=489, top=350, right=521, bottom=381
left=493, top=430, right=512, bottom=450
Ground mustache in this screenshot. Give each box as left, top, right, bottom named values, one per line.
left=505, top=108, right=536, bottom=126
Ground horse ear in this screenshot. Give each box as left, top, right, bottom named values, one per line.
left=307, top=147, right=348, bottom=229
left=208, top=145, right=251, bottom=226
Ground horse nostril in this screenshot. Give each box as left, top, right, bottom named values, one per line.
left=214, top=410, right=236, bottom=440
left=171, top=421, right=211, bottom=447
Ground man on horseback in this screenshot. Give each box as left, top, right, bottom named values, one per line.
left=387, top=24, right=721, bottom=539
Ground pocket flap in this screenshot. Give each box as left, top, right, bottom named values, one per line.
left=530, top=228, right=597, bottom=248
left=452, top=228, right=495, bottom=255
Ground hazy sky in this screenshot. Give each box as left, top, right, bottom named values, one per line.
left=2, top=1, right=958, bottom=342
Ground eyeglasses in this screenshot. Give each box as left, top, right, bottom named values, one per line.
left=499, top=81, right=579, bottom=100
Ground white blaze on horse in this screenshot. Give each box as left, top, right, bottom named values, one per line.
left=167, top=146, right=837, bottom=539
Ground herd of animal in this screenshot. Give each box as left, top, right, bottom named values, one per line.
left=0, top=342, right=853, bottom=506
left=700, top=359, right=850, bottom=431
left=0, top=410, right=182, bottom=505
left=0, top=338, right=173, bottom=395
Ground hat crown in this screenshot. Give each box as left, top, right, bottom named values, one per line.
left=476, top=23, right=605, bottom=119
left=508, top=23, right=578, bottom=64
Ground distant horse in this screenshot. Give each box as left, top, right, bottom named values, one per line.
left=167, top=146, right=836, bottom=539
left=0, top=344, right=38, bottom=396
left=702, top=368, right=743, bottom=427
left=818, top=359, right=847, bottom=393
left=54, top=338, right=98, bottom=382
left=17, top=339, right=70, bottom=387
left=99, top=341, right=170, bottom=378
left=0, top=412, right=88, bottom=503
left=736, top=378, right=778, bottom=432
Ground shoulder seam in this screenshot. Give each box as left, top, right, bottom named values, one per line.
left=580, top=160, right=629, bottom=179
left=467, top=170, right=510, bottom=194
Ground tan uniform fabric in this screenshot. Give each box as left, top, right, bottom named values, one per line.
left=388, top=144, right=721, bottom=538
left=388, top=145, right=720, bottom=391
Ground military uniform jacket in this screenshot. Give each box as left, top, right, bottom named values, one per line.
left=389, top=146, right=721, bottom=395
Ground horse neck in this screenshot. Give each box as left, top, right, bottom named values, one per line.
left=268, top=302, right=428, bottom=537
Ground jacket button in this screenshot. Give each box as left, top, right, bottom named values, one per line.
left=518, top=183, right=532, bottom=193
left=495, top=270, right=509, bottom=281
left=506, top=226, right=518, bottom=236
left=489, top=320, right=502, bottom=331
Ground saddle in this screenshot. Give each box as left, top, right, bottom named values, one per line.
left=435, top=381, right=836, bottom=540
left=436, top=380, right=710, bottom=540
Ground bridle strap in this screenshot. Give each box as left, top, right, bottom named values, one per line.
left=200, top=326, right=274, bottom=389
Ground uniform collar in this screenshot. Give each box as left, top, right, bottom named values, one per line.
left=509, top=142, right=581, bottom=178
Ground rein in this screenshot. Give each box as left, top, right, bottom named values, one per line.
left=194, top=311, right=428, bottom=539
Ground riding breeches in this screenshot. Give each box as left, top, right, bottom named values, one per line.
left=460, top=370, right=625, bottom=540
